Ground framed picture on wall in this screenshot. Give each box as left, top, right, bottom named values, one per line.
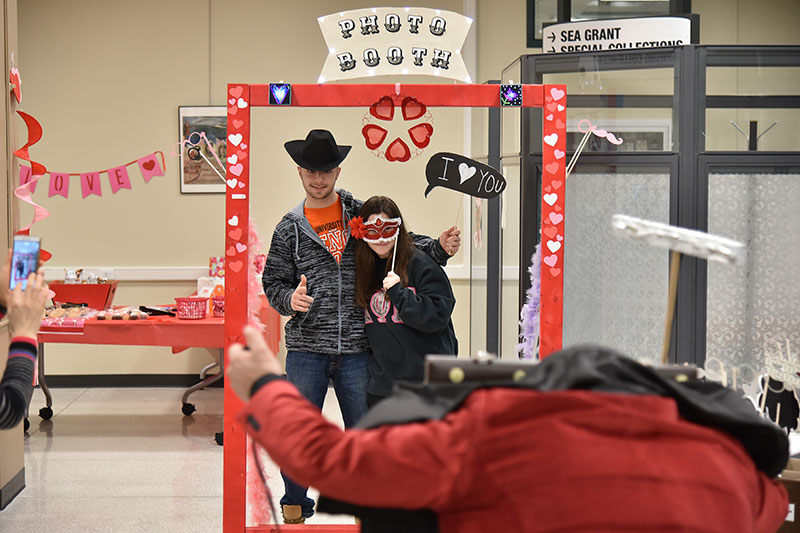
left=179, top=106, right=227, bottom=193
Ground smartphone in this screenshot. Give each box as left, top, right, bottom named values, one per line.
left=9, top=236, right=41, bottom=291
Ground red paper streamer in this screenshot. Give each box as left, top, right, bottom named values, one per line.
left=13, top=110, right=51, bottom=261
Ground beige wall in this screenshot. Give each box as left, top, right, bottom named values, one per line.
left=15, top=0, right=800, bottom=374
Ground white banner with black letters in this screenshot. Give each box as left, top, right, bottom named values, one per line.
left=317, top=7, right=472, bottom=83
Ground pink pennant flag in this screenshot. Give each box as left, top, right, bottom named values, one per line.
left=107, top=165, right=132, bottom=194
left=80, top=172, right=102, bottom=198
left=19, top=164, right=37, bottom=193
left=137, top=153, right=164, bottom=183
left=49, top=173, right=69, bottom=198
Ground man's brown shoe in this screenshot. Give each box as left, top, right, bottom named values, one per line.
left=281, top=504, right=305, bottom=524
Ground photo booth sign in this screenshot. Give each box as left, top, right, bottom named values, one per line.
left=317, top=7, right=473, bottom=83
left=221, top=82, right=567, bottom=531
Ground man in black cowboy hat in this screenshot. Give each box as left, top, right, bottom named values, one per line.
left=262, top=129, right=461, bottom=524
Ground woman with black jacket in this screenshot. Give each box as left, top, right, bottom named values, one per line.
left=350, top=196, right=458, bottom=407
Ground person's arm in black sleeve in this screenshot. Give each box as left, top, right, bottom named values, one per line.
left=262, top=226, right=299, bottom=316
left=409, top=233, right=450, bottom=266
left=386, top=257, right=455, bottom=333
left=0, top=337, right=37, bottom=429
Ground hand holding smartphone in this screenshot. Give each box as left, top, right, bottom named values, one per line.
left=9, top=236, right=41, bottom=291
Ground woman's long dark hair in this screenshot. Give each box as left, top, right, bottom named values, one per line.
left=354, top=196, right=414, bottom=308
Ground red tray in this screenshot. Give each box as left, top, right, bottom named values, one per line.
left=49, top=280, right=118, bottom=309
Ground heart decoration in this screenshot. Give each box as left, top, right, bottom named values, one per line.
left=554, top=205, right=562, bottom=212
left=10, top=68, right=21, bottom=103
left=557, top=104, right=565, bottom=112
left=547, top=240, right=561, bottom=253
left=370, top=96, right=394, bottom=121
left=546, top=114, right=554, bottom=121
left=228, top=215, right=239, bottom=226
left=544, top=186, right=552, bottom=193
left=556, top=235, right=563, bottom=241
left=555, top=119, right=566, bottom=129
left=236, top=150, right=247, bottom=160
left=402, top=97, right=426, bottom=120
left=227, top=154, right=238, bottom=165
left=229, top=260, right=244, bottom=273
left=230, top=163, right=244, bottom=177
left=543, top=227, right=557, bottom=239
left=362, top=125, right=388, bottom=150
left=237, top=98, right=248, bottom=109
left=458, top=162, right=477, bottom=184
left=543, top=254, right=558, bottom=267
left=544, top=133, right=558, bottom=147
left=552, top=180, right=563, bottom=190
left=238, top=182, right=245, bottom=188
left=228, top=98, right=236, bottom=105
left=236, top=243, right=247, bottom=253
left=228, top=106, right=238, bottom=116
left=241, top=143, right=247, bottom=150
left=385, top=138, right=411, bottom=162
left=271, top=84, right=290, bottom=105
left=408, top=123, right=433, bottom=149
left=550, top=268, right=561, bottom=277
left=229, top=86, right=244, bottom=98
left=227, top=178, right=238, bottom=189
left=550, top=87, right=565, bottom=101
left=546, top=102, right=557, bottom=112
left=233, top=119, right=244, bottom=130
left=229, top=228, right=243, bottom=240
left=543, top=193, right=558, bottom=206
left=544, top=162, right=559, bottom=174
left=229, top=133, right=242, bottom=146
left=142, top=160, right=155, bottom=171
left=226, top=246, right=237, bottom=257
left=554, top=149, right=565, bottom=160
left=549, top=213, right=564, bottom=225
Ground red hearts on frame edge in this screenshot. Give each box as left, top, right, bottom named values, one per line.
left=385, top=138, right=411, bottom=162
left=362, top=125, right=388, bottom=150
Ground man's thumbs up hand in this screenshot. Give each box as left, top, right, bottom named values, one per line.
left=291, top=274, right=314, bottom=312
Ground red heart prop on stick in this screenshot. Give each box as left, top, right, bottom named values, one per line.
left=369, top=96, right=394, bottom=120
left=362, top=125, right=388, bottom=150
left=385, top=138, right=411, bottom=162
left=407, top=123, right=433, bottom=149
left=402, top=97, right=426, bottom=120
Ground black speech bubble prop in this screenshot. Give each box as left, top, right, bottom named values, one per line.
left=424, top=152, right=507, bottom=199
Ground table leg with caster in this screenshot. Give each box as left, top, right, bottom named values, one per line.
left=37, top=343, right=54, bottom=420
left=181, top=349, right=223, bottom=416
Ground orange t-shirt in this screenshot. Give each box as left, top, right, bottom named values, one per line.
left=304, top=196, right=346, bottom=263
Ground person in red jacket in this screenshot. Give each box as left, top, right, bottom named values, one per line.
left=228, top=326, right=789, bottom=532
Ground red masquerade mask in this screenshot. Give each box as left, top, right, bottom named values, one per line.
left=349, top=215, right=401, bottom=243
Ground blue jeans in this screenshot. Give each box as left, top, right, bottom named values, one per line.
left=279, top=351, right=370, bottom=518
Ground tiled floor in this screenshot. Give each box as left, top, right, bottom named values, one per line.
left=2, top=385, right=355, bottom=531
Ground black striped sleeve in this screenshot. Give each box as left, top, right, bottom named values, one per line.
left=0, top=338, right=37, bottom=429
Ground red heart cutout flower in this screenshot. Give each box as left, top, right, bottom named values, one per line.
left=370, top=96, right=394, bottom=121
left=408, top=123, right=433, bottom=149
left=401, top=97, right=426, bottom=120
left=385, top=138, right=411, bottom=162
left=9, top=68, right=21, bottom=104
left=362, top=125, right=388, bottom=150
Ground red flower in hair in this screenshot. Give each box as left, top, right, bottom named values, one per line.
left=348, top=216, right=366, bottom=239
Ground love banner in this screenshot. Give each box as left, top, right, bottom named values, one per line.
left=20, top=152, right=165, bottom=199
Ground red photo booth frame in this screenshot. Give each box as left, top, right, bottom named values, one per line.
left=223, top=82, right=567, bottom=531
